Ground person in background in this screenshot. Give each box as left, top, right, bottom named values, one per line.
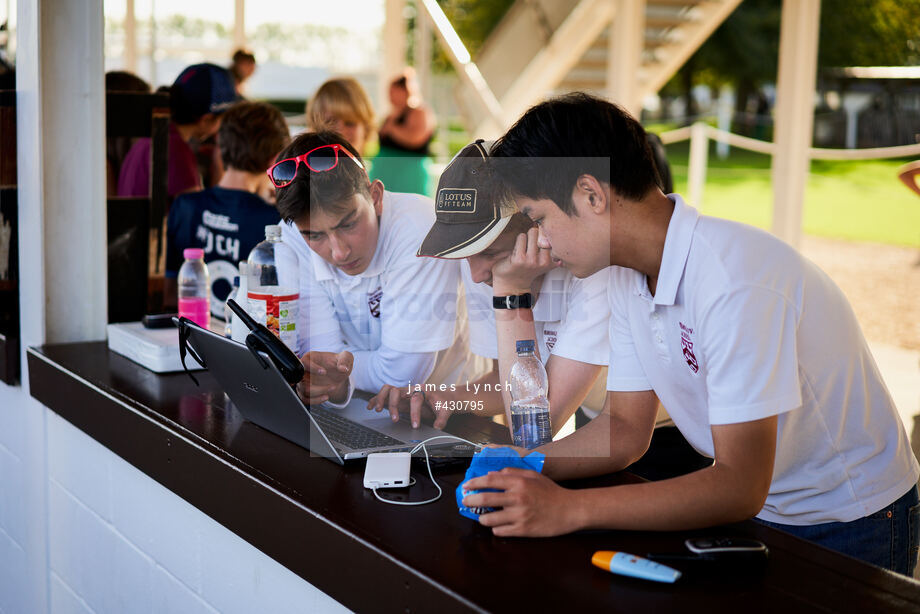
left=371, top=68, right=436, bottom=196
left=228, top=48, right=256, bottom=98
left=104, top=70, right=151, bottom=197
left=460, top=93, right=920, bottom=577
left=305, top=77, right=376, bottom=157
left=118, top=63, right=236, bottom=199
left=271, top=131, right=488, bottom=411
left=164, top=101, right=290, bottom=314
left=197, top=49, right=258, bottom=190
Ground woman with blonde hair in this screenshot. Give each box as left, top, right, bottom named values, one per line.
left=305, top=77, right=375, bottom=156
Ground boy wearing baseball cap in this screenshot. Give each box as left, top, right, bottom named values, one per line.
left=272, top=131, right=487, bottom=408
left=118, top=63, right=236, bottom=198
left=369, top=140, right=610, bottom=436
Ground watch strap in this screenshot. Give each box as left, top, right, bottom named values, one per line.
left=492, top=293, right=533, bottom=310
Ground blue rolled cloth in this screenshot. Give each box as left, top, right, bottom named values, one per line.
left=456, top=447, right=546, bottom=521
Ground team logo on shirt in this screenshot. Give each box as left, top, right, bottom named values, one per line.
left=368, top=287, right=382, bottom=318
left=679, top=322, right=699, bottom=373
left=543, top=328, right=558, bottom=352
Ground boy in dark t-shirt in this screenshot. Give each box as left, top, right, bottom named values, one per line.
left=165, top=101, right=290, bottom=314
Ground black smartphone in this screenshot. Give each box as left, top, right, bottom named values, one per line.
left=142, top=313, right=179, bottom=329
left=685, top=537, right=769, bottom=561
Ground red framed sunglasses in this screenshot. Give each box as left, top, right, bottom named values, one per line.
left=267, top=143, right=365, bottom=188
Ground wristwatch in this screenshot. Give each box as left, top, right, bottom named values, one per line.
left=492, top=293, right=533, bottom=310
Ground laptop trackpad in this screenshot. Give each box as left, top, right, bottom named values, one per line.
left=337, top=399, right=444, bottom=443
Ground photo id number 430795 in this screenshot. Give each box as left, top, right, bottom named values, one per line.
left=435, top=400, right=484, bottom=412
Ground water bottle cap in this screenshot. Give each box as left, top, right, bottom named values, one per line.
left=516, top=340, right=535, bottom=354
left=265, top=225, right=281, bottom=239
left=238, top=261, right=248, bottom=274
left=183, top=248, right=204, bottom=260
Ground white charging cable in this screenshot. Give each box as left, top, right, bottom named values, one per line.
left=371, top=435, right=483, bottom=507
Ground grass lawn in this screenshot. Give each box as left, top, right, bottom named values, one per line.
left=660, top=140, right=920, bottom=248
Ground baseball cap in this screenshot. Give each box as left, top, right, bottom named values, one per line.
left=170, top=63, right=236, bottom=124
left=417, top=140, right=517, bottom=259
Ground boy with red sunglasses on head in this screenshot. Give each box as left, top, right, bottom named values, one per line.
left=272, top=131, right=489, bottom=409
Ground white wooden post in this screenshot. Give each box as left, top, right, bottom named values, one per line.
left=381, top=0, right=407, bottom=112
left=125, top=0, right=137, bottom=73
left=607, top=0, right=645, bottom=117
left=716, top=85, right=733, bottom=159
left=771, top=0, right=821, bottom=247
left=148, top=1, right=157, bottom=86
left=233, top=0, right=246, bottom=51
left=17, top=0, right=107, bottom=348
left=688, top=122, right=709, bottom=211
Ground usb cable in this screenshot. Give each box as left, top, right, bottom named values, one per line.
left=371, top=435, right=483, bottom=506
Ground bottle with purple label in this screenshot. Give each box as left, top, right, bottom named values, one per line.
left=178, top=247, right=210, bottom=329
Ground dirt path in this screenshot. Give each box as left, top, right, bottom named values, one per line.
left=800, top=236, right=920, bottom=350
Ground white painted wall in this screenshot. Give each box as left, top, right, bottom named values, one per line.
left=0, top=384, right=351, bottom=614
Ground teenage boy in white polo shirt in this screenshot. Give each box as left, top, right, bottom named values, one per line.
left=461, top=93, right=920, bottom=576
left=271, top=131, right=484, bottom=407
left=368, top=141, right=609, bottom=434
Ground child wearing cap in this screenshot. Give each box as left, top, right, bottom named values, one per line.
left=272, top=131, right=487, bottom=408
left=164, top=101, right=290, bottom=315
left=118, top=63, right=237, bottom=198
left=368, top=141, right=611, bottom=438
left=460, top=93, right=920, bottom=576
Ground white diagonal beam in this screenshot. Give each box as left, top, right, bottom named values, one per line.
left=496, top=0, right=615, bottom=128
left=641, top=0, right=743, bottom=98
left=418, top=0, right=504, bottom=134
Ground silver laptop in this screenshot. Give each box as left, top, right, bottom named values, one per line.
left=183, top=323, right=469, bottom=464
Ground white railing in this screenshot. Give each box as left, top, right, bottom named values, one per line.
left=660, top=122, right=920, bottom=211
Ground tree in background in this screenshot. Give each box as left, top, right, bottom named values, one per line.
left=662, top=0, right=920, bottom=130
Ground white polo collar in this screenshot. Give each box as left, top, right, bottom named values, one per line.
left=634, top=194, right=699, bottom=306
left=310, top=191, right=391, bottom=283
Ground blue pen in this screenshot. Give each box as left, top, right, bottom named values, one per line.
left=592, top=550, right=682, bottom=584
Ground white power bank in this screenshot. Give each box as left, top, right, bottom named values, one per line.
left=363, top=452, right=411, bottom=489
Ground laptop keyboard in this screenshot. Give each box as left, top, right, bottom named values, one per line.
left=309, top=406, right=403, bottom=450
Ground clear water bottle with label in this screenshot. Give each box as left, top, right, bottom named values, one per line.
left=178, top=248, right=210, bottom=329
left=509, top=339, right=552, bottom=449
left=247, top=225, right=299, bottom=350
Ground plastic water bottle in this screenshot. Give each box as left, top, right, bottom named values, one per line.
left=247, top=225, right=299, bottom=350
left=509, top=339, right=552, bottom=449
left=223, top=275, right=240, bottom=338
left=178, top=248, right=210, bottom=329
